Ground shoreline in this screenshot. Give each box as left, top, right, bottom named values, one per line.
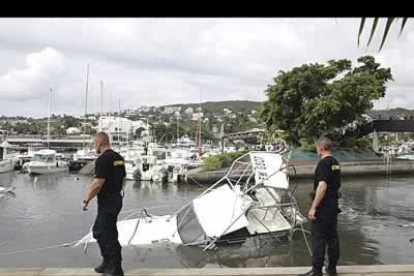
left=185, top=159, right=414, bottom=184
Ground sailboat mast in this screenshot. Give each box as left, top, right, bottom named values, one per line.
left=83, top=64, right=90, bottom=151
left=47, top=87, right=52, bottom=148
left=177, top=113, right=179, bottom=142
left=118, top=99, right=121, bottom=146
left=198, top=86, right=202, bottom=148
left=100, top=81, right=104, bottom=116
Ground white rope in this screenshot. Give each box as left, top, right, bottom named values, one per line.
left=300, top=222, right=312, bottom=257
left=0, top=240, right=81, bottom=257
left=186, top=174, right=208, bottom=188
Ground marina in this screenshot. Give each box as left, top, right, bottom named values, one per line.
left=2, top=17, right=414, bottom=275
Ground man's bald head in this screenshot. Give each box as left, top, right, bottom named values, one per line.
left=94, top=132, right=111, bottom=152
left=315, top=134, right=332, bottom=157
left=317, top=135, right=332, bottom=151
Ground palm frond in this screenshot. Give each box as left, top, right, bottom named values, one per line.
left=379, top=17, right=395, bottom=51
left=399, top=17, right=409, bottom=37
left=367, top=18, right=379, bottom=47
left=358, top=18, right=366, bottom=47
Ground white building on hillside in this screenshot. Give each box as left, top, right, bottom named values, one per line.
left=184, top=107, right=194, bottom=116
left=163, top=106, right=181, bottom=114
left=98, top=116, right=149, bottom=142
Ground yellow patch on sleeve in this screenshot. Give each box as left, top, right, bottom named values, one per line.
left=331, top=165, right=340, bottom=171
left=113, top=160, right=124, bottom=166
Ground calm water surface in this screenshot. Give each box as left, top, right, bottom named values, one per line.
left=0, top=171, right=413, bottom=268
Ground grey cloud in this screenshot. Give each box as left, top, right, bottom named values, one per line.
left=0, top=18, right=413, bottom=117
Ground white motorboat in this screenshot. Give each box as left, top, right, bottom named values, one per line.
left=396, top=151, right=414, bottom=160
left=0, top=142, right=17, bottom=174
left=0, top=159, right=14, bottom=174
left=25, top=149, right=69, bottom=175
left=76, top=151, right=306, bottom=250
left=125, top=147, right=189, bottom=183
left=125, top=154, right=167, bottom=182
left=73, top=148, right=98, bottom=162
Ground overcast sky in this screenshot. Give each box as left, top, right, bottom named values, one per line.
left=0, top=18, right=413, bottom=118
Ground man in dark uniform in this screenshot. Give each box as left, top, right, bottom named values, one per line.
left=299, top=135, right=341, bottom=276
left=83, top=132, right=126, bottom=276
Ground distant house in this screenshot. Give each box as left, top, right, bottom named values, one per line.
left=163, top=106, right=181, bottom=114
left=137, top=106, right=151, bottom=113
left=184, top=107, right=194, bottom=116
left=191, top=112, right=204, bottom=121
left=223, top=108, right=232, bottom=117
left=251, top=110, right=258, bottom=116
left=66, top=127, right=81, bottom=135
left=249, top=117, right=258, bottom=124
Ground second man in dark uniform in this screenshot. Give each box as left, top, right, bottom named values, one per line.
left=83, top=132, right=126, bottom=276
left=299, top=135, right=341, bottom=276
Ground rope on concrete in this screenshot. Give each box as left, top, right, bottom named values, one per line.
left=0, top=240, right=81, bottom=257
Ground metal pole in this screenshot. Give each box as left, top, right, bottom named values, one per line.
left=83, top=64, right=90, bottom=151
left=177, top=114, right=179, bottom=141
left=47, top=88, right=52, bottom=148
left=118, top=99, right=121, bottom=145
left=199, top=86, right=202, bottom=148
left=100, top=81, right=104, bottom=116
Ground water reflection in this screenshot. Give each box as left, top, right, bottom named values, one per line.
left=0, top=171, right=16, bottom=200
left=0, top=171, right=15, bottom=186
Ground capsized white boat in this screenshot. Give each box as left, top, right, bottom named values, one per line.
left=25, top=149, right=69, bottom=175
left=76, top=151, right=306, bottom=250
left=0, top=185, right=16, bottom=193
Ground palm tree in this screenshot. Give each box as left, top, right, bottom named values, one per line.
left=358, top=17, right=409, bottom=51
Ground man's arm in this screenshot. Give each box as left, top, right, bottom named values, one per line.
left=308, top=181, right=327, bottom=220
left=82, top=178, right=105, bottom=211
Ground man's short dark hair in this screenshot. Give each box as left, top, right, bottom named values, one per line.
left=95, top=132, right=110, bottom=146
left=317, top=134, right=332, bottom=151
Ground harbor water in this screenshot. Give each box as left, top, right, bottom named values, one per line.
left=0, top=171, right=413, bottom=269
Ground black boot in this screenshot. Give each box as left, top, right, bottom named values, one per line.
left=94, top=258, right=110, bottom=273
left=298, top=268, right=323, bottom=276
left=325, top=266, right=337, bottom=276
left=102, top=264, right=124, bottom=276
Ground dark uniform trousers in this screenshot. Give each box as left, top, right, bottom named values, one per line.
left=311, top=211, right=340, bottom=270
left=92, top=193, right=123, bottom=268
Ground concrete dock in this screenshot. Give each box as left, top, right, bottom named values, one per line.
left=185, top=159, right=414, bottom=184
left=1, top=265, right=414, bottom=276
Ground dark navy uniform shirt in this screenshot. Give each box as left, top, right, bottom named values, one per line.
left=313, top=155, right=341, bottom=215
left=94, top=149, right=126, bottom=199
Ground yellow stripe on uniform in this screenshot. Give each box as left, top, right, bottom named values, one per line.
left=113, top=160, right=124, bottom=166
left=331, top=165, right=340, bottom=171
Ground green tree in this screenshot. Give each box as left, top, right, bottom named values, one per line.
left=261, top=56, right=393, bottom=146
left=61, top=116, right=81, bottom=129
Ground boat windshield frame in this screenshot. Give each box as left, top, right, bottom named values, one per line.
left=32, top=154, right=56, bottom=163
